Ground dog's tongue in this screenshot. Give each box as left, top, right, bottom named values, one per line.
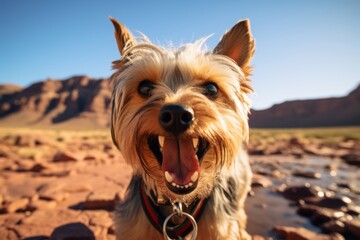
left=162, top=137, right=199, bottom=185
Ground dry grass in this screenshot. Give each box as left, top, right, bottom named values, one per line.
left=0, top=127, right=111, bottom=140
left=1, top=126, right=359, bottom=147
left=250, top=126, right=360, bottom=145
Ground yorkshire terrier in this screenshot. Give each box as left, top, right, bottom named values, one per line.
left=109, top=17, right=255, bottom=240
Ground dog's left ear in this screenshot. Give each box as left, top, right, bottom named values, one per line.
left=110, top=17, right=136, bottom=56
left=214, top=20, right=255, bottom=75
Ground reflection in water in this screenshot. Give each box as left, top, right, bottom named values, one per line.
left=245, top=156, right=360, bottom=238
left=246, top=188, right=319, bottom=238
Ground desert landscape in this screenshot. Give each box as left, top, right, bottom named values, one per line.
left=0, top=77, right=360, bottom=240
left=0, top=127, right=359, bottom=240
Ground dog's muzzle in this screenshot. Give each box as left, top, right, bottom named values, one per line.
left=147, top=104, right=210, bottom=195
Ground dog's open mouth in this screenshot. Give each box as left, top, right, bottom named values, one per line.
left=147, top=135, right=209, bottom=195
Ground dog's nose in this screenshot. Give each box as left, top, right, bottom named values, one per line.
left=159, top=104, right=194, bottom=136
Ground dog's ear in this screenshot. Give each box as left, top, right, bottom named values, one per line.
left=110, top=17, right=136, bottom=56
left=214, top=20, right=255, bottom=75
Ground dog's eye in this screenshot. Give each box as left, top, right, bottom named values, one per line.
left=138, top=80, right=155, bottom=97
left=202, top=82, right=218, bottom=98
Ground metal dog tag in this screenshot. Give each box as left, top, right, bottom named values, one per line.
left=163, top=212, right=198, bottom=240
left=163, top=203, right=198, bottom=240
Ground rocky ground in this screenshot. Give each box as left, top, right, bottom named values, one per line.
left=0, top=128, right=359, bottom=240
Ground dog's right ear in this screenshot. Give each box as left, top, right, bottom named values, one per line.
left=110, top=17, right=136, bottom=56
left=214, top=20, right=255, bottom=77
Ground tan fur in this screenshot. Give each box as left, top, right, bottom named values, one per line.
left=110, top=17, right=254, bottom=240
left=110, top=17, right=136, bottom=56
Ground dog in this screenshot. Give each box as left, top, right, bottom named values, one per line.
left=109, top=17, right=255, bottom=240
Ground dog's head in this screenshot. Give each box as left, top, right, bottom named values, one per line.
left=110, top=17, right=254, bottom=203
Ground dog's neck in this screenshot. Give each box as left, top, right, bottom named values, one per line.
left=139, top=178, right=208, bottom=238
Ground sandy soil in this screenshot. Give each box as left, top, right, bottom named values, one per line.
left=0, top=128, right=359, bottom=240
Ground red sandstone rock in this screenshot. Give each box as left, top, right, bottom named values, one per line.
left=293, top=170, right=321, bottom=179
left=15, top=159, right=36, bottom=172
left=0, top=226, right=19, bottom=240
left=249, top=84, right=360, bottom=128
left=322, top=220, right=346, bottom=234
left=37, top=183, right=68, bottom=202
left=273, top=226, right=344, bottom=240
left=282, top=184, right=325, bottom=201
left=341, top=153, right=360, bottom=166
left=346, top=205, right=360, bottom=216
left=14, top=135, right=36, bottom=147
left=62, top=183, right=93, bottom=193
left=0, top=76, right=111, bottom=129
left=251, top=174, right=273, bottom=188
left=297, top=204, right=322, bottom=217
left=86, top=210, right=113, bottom=228
left=312, top=196, right=352, bottom=209
left=21, top=209, right=84, bottom=229
left=53, top=151, right=81, bottom=162
left=345, top=219, right=360, bottom=238
left=27, top=199, right=57, bottom=211
left=311, top=208, right=345, bottom=225
left=30, top=162, right=54, bottom=172
left=83, top=190, right=117, bottom=210
left=2, top=198, right=29, bottom=213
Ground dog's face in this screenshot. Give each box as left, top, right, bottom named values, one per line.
left=110, top=18, right=254, bottom=203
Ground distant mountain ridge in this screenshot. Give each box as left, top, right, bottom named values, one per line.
left=0, top=76, right=359, bottom=129
left=0, top=76, right=111, bottom=129
left=249, top=84, right=360, bottom=128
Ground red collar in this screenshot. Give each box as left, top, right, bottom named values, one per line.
left=139, top=181, right=208, bottom=239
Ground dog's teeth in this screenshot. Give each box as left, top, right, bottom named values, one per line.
left=157, top=198, right=166, bottom=204
left=192, top=138, right=199, bottom=149
left=166, top=171, right=197, bottom=188
left=165, top=171, right=173, bottom=183
left=158, top=136, right=165, bottom=148
left=190, top=171, right=199, bottom=182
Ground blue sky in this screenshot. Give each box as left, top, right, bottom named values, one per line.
left=0, top=0, right=359, bottom=110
